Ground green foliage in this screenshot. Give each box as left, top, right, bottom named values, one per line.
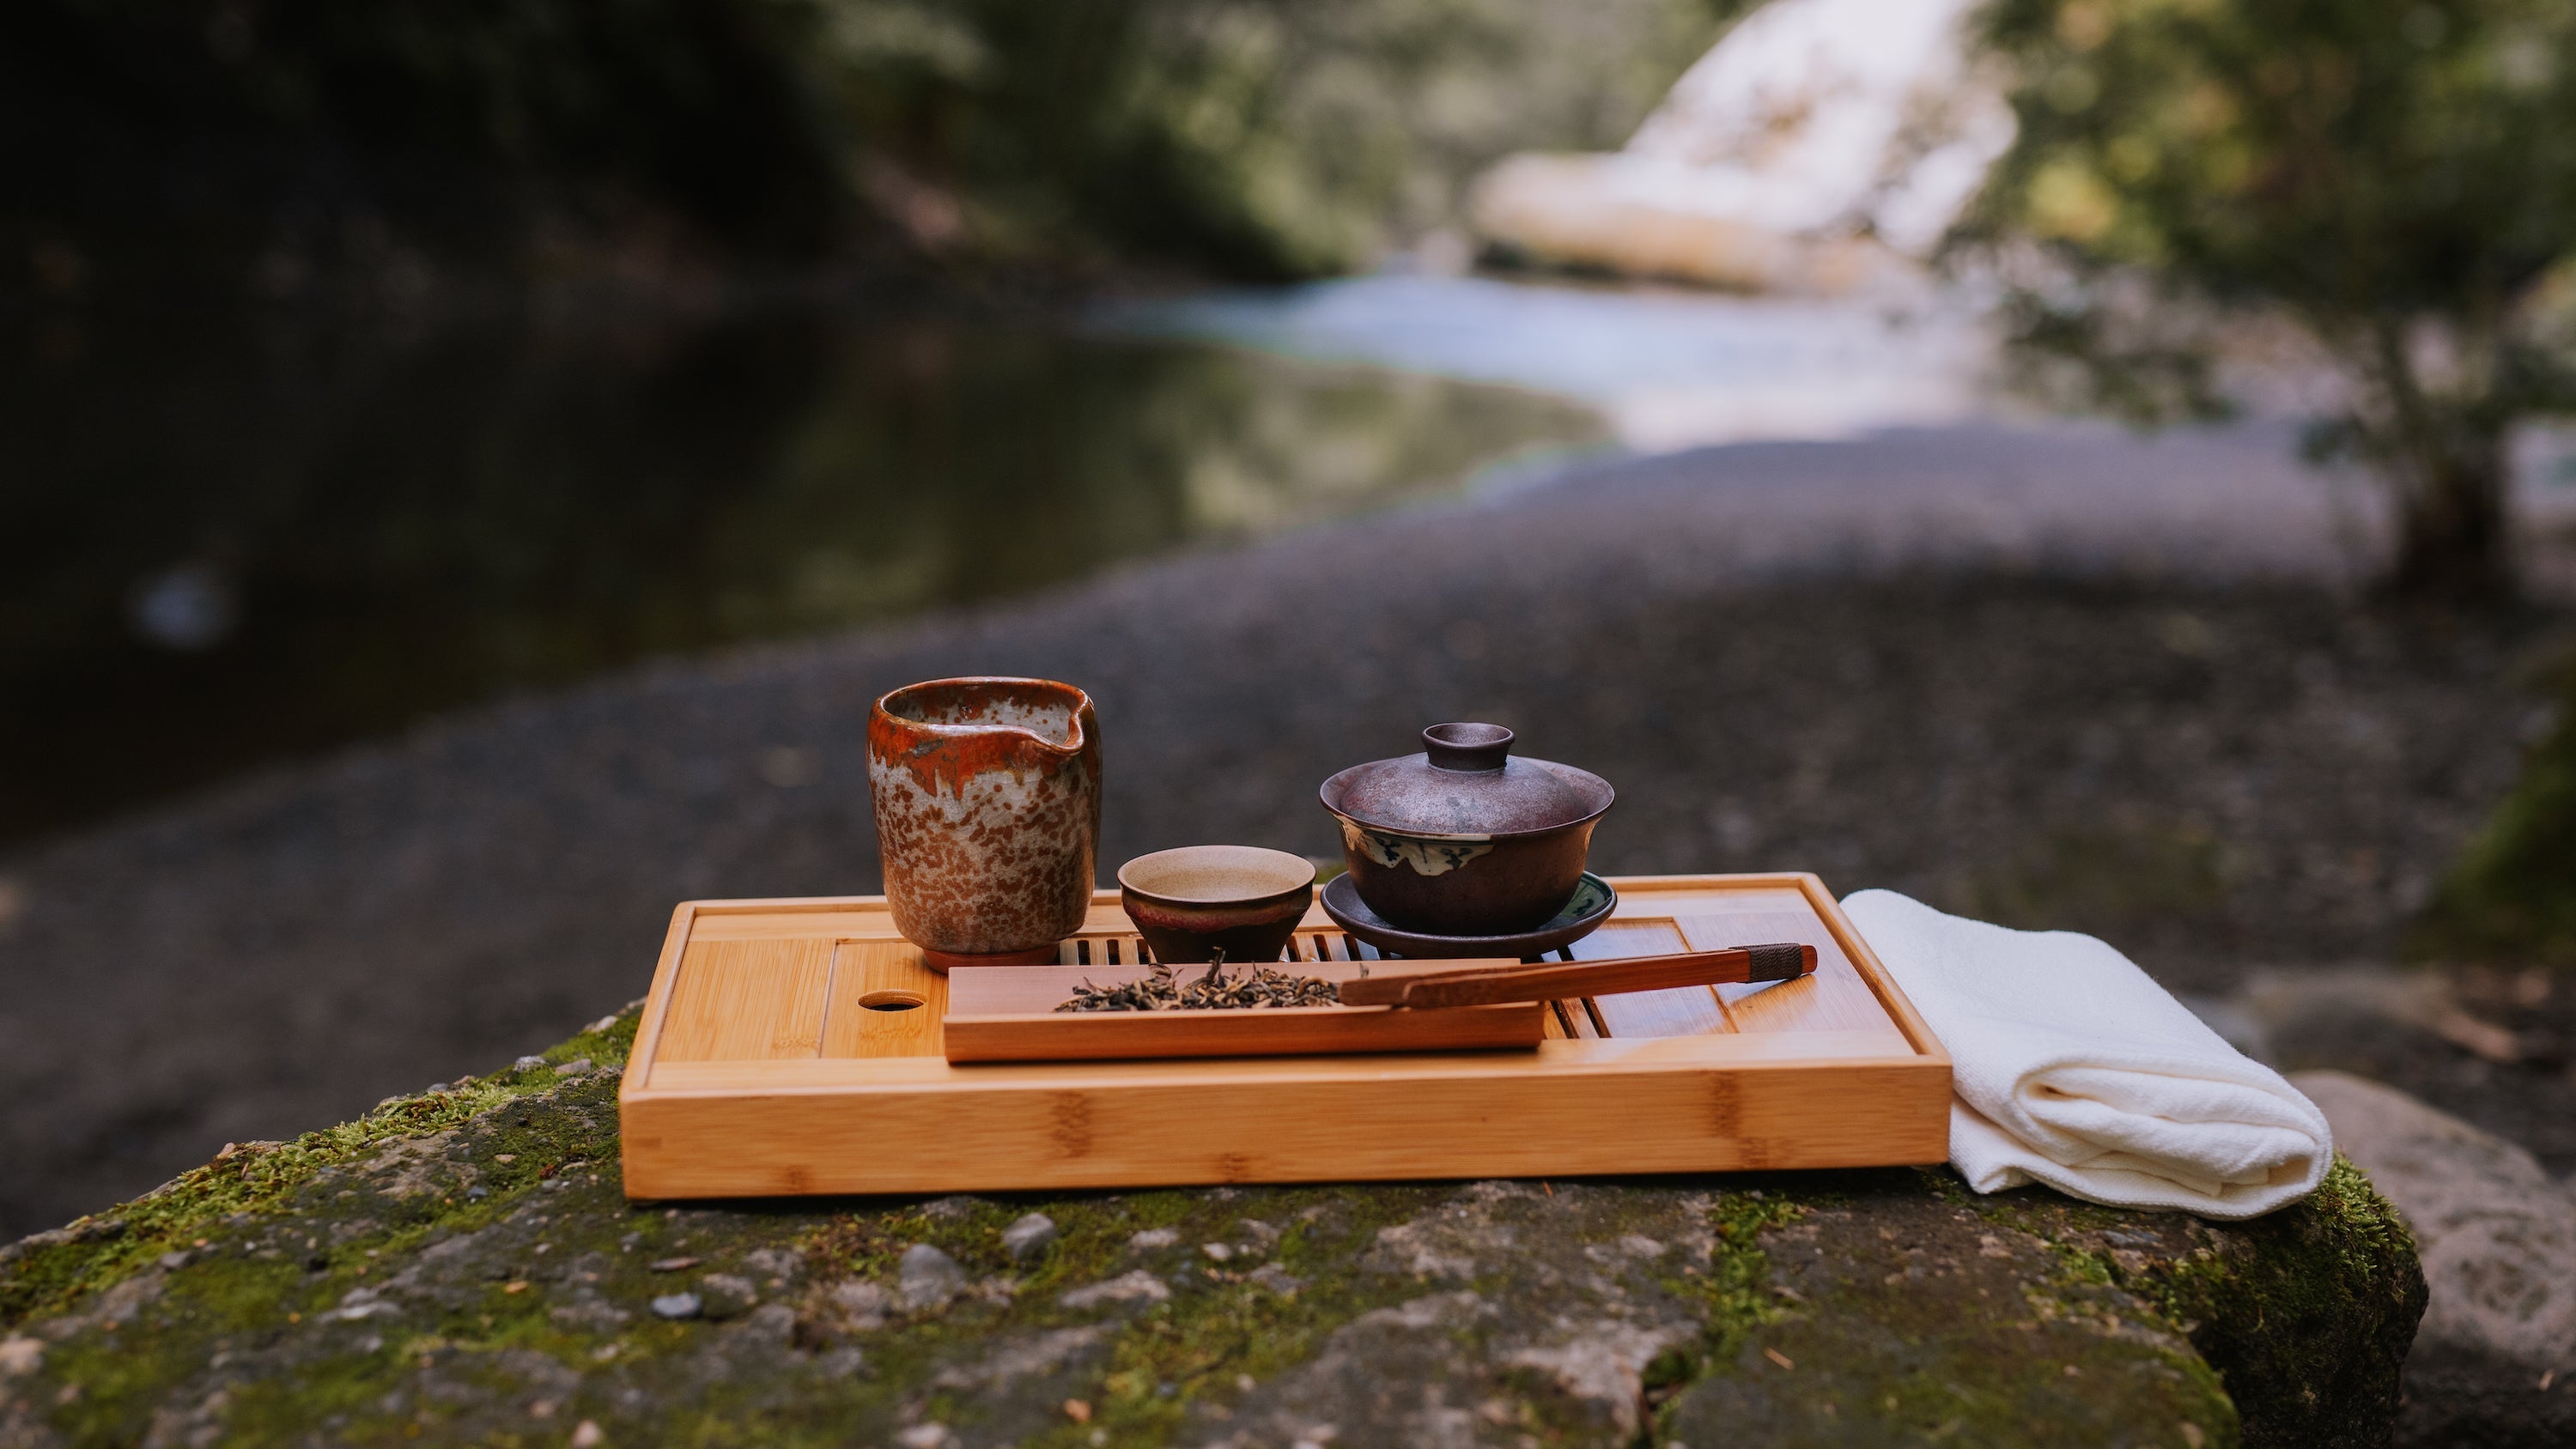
left=2419, top=676, right=2576, bottom=963
left=1961, top=0, right=2576, bottom=595
left=1, top=0, right=850, bottom=286
left=2, top=0, right=1728, bottom=296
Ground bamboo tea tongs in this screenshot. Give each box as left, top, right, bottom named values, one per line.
left=1335, top=943, right=1817, bottom=1009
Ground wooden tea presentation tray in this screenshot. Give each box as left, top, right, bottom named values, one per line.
left=617, top=874, right=1951, bottom=1198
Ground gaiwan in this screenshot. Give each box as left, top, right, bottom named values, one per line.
left=1318, top=723, right=1614, bottom=935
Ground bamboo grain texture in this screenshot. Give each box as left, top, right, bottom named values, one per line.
left=618, top=873, right=1951, bottom=1197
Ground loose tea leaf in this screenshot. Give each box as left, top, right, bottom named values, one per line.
left=1054, top=956, right=1340, bottom=1012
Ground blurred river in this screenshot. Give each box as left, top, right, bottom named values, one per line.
left=0, top=276, right=1996, bottom=851
left=1102, top=272, right=2001, bottom=452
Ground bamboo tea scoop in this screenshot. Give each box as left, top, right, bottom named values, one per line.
left=1335, top=943, right=1817, bottom=1010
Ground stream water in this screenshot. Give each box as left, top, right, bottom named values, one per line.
left=1, top=276, right=2014, bottom=852
left=0, top=301, right=1609, bottom=849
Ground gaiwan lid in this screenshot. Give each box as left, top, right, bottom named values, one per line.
left=1319, top=724, right=1614, bottom=839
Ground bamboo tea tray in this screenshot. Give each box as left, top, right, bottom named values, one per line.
left=617, top=873, right=1951, bottom=1197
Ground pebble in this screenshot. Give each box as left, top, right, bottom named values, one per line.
left=697, top=1273, right=760, bottom=1319
left=569, top=1422, right=605, bottom=1448
left=1059, top=1270, right=1171, bottom=1310
left=649, top=1294, right=702, bottom=1320
left=559, top=1057, right=593, bottom=1076
left=1201, top=1242, right=1233, bottom=1262
left=897, top=1244, right=967, bottom=1310
left=513, top=1057, right=548, bottom=1072
left=830, top=1279, right=889, bottom=1331
left=1001, top=1213, right=1057, bottom=1264
left=325, top=1288, right=399, bottom=1321
left=1127, top=1228, right=1179, bottom=1251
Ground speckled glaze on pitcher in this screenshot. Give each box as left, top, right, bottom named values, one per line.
left=867, top=677, right=1101, bottom=971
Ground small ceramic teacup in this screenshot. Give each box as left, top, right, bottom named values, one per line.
left=1116, top=846, right=1316, bottom=965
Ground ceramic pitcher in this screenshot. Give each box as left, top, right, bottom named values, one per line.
left=867, top=676, right=1101, bottom=971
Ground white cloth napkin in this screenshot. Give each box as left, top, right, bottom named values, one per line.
left=1842, top=889, right=2332, bottom=1219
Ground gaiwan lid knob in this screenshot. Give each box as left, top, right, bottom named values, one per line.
left=1423, top=721, right=1513, bottom=772
left=1320, top=722, right=1614, bottom=838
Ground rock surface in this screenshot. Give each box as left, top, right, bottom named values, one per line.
left=0, top=1010, right=2424, bottom=1448
left=2293, top=1070, right=2576, bottom=1449
left=2293, top=1071, right=2576, bottom=1368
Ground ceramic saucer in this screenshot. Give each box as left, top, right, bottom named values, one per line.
left=1319, top=871, right=1617, bottom=960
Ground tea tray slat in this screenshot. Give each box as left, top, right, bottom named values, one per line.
left=617, top=873, right=1950, bottom=1197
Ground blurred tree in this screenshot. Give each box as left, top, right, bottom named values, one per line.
left=1959, top=0, right=2576, bottom=600
left=0, top=0, right=854, bottom=297
left=0, top=0, right=1728, bottom=303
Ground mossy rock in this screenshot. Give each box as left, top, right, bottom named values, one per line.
left=0, top=1010, right=2423, bottom=1448
left=2417, top=676, right=2576, bottom=967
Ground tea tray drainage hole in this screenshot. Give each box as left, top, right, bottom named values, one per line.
left=858, top=989, right=927, bottom=1013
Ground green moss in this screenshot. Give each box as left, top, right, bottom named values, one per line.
left=2418, top=678, right=2576, bottom=966
left=1967, top=1158, right=2423, bottom=1449
left=1686, top=1191, right=1808, bottom=1361
left=1631, top=1188, right=1807, bottom=1434
left=1, top=1009, right=1455, bottom=1446
left=1064, top=1185, right=1447, bottom=1446
left=190, top=1337, right=426, bottom=1447
left=3, top=1016, right=2422, bottom=1449
left=798, top=1182, right=1450, bottom=1447
left=0, top=1010, right=653, bottom=1446
left=2135, top=1159, right=2421, bottom=1449
left=0, top=1012, right=637, bottom=1331
left=1652, top=1169, right=2242, bottom=1449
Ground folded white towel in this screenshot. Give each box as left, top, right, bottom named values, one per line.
left=1842, top=889, right=2332, bottom=1219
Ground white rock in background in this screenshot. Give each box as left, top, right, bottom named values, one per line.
left=2292, top=1070, right=2576, bottom=1368
left=1471, top=0, right=2014, bottom=293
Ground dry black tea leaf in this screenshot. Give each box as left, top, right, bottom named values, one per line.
left=1055, top=955, right=1339, bottom=1012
